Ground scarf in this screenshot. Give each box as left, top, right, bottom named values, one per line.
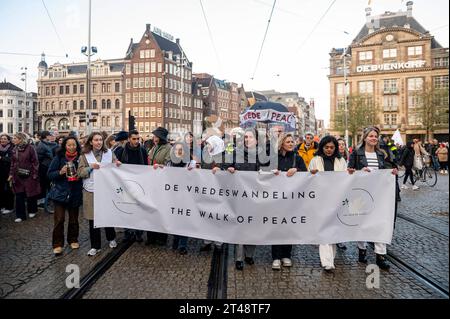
left=65, top=150, right=78, bottom=162
left=0, top=143, right=11, bottom=152
left=322, top=154, right=336, bottom=172
left=122, top=142, right=144, bottom=164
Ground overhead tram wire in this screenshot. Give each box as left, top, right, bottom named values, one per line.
left=41, top=0, right=69, bottom=58
left=251, top=0, right=277, bottom=80
left=199, top=0, right=222, bottom=74
left=0, top=51, right=67, bottom=58
left=294, top=0, right=337, bottom=53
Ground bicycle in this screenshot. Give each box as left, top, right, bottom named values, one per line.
left=412, top=155, right=437, bottom=187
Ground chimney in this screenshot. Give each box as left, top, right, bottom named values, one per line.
left=406, top=1, right=413, bottom=17
left=365, top=7, right=374, bottom=33
left=146, top=24, right=151, bottom=32
left=176, top=38, right=180, bottom=45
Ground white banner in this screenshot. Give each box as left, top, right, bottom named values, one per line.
left=239, top=109, right=296, bottom=129
left=94, top=165, right=396, bottom=245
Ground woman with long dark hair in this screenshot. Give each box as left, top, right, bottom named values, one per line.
left=78, top=132, right=121, bottom=256
left=347, top=126, right=398, bottom=271
left=47, top=136, right=83, bottom=255
left=309, top=136, right=347, bottom=271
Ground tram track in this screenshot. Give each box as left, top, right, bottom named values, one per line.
left=397, top=213, right=449, bottom=238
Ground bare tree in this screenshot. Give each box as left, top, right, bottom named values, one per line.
left=412, top=84, right=449, bottom=140
left=332, top=94, right=380, bottom=147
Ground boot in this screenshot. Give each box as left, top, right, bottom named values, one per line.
left=358, top=248, right=367, bottom=263
left=376, top=254, right=390, bottom=271
left=235, top=261, right=244, bottom=270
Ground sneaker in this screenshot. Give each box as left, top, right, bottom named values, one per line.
left=376, top=254, right=390, bottom=271
left=87, top=248, right=100, bottom=256
left=244, top=257, right=255, bottom=265
left=70, top=242, right=80, bottom=249
left=281, top=258, right=292, bottom=267
left=323, top=265, right=334, bottom=272
left=401, top=184, right=409, bottom=190
left=53, top=247, right=63, bottom=255
left=272, top=259, right=281, bottom=270
left=412, top=185, right=419, bottom=190
left=109, top=240, right=118, bottom=248
left=29, top=213, right=36, bottom=218
left=14, top=218, right=22, bottom=223
left=358, top=248, right=368, bottom=263
left=235, top=261, right=244, bottom=271
left=2, top=209, right=13, bottom=215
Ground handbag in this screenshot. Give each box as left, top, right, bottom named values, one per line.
left=17, top=168, right=31, bottom=177
left=15, top=148, right=31, bottom=178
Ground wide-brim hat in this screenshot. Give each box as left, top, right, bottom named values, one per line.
left=152, top=127, right=169, bottom=142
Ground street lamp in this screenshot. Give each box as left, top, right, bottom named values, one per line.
left=19, top=66, right=29, bottom=133
left=177, top=47, right=188, bottom=135
left=341, top=47, right=351, bottom=147
left=81, top=0, right=96, bottom=135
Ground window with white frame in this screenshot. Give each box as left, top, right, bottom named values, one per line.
left=151, top=92, right=156, bottom=103
left=384, top=113, right=397, bottom=125
left=157, top=78, right=162, bottom=87
left=157, top=108, right=162, bottom=117
left=408, top=46, right=422, bottom=56
left=145, top=92, right=150, bottom=103
left=126, top=93, right=131, bottom=104
left=408, top=78, right=423, bottom=91
left=151, top=77, right=156, bottom=88
left=434, top=75, right=449, bottom=89
left=383, top=96, right=398, bottom=111
left=126, top=64, right=131, bottom=74
left=383, top=48, right=397, bottom=59
left=133, top=93, right=139, bottom=103
left=133, top=63, right=138, bottom=74
left=150, top=49, right=155, bottom=58
left=383, top=79, right=398, bottom=93
left=151, top=62, right=156, bottom=73
left=133, top=78, right=138, bottom=89
left=145, top=62, right=150, bottom=73
left=126, top=79, right=131, bottom=89
left=158, top=63, right=162, bottom=72
left=139, top=63, right=145, bottom=73
left=145, top=107, right=150, bottom=117
left=145, top=49, right=150, bottom=59
left=359, top=51, right=372, bottom=61
left=145, top=77, right=150, bottom=88
left=358, top=81, right=373, bottom=94
left=157, top=93, right=162, bottom=103
left=139, top=78, right=145, bottom=88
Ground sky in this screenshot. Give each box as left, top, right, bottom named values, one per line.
left=0, top=0, right=448, bottom=127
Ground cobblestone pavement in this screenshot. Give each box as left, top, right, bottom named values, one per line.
left=1, top=175, right=448, bottom=299
left=398, top=174, right=449, bottom=236
left=82, top=238, right=212, bottom=299
left=226, top=175, right=449, bottom=299
left=0, top=208, right=123, bottom=299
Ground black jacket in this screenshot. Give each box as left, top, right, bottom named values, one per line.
left=0, top=144, right=13, bottom=183
left=348, top=147, right=386, bottom=170
left=47, top=155, right=83, bottom=207
left=277, top=151, right=307, bottom=172
left=399, top=147, right=415, bottom=169
left=229, top=147, right=263, bottom=172
left=114, top=143, right=148, bottom=165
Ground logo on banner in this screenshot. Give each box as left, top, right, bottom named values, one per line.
left=337, top=188, right=375, bottom=226
left=112, top=180, right=145, bottom=214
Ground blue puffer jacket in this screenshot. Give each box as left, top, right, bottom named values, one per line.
left=47, top=155, right=83, bottom=207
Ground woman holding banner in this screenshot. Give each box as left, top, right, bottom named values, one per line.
left=226, top=129, right=261, bottom=270
left=309, top=136, right=347, bottom=272
left=271, top=133, right=307, bottom=270
left=347, top=126, right=398, bottom=271
left=78, top=132, right=121, bottom=256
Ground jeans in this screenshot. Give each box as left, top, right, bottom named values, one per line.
left=52, top=203, right=79, bottom=248
left=15, top=193, right=37, bottom=220
left=432, top=156, right=440, bottom=170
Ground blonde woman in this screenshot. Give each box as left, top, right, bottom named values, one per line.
left=347, top=126, right=398, bottom=271
left=271, top=133, right=307, bottom=270
left=309, top=136, right=347, bottom=271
